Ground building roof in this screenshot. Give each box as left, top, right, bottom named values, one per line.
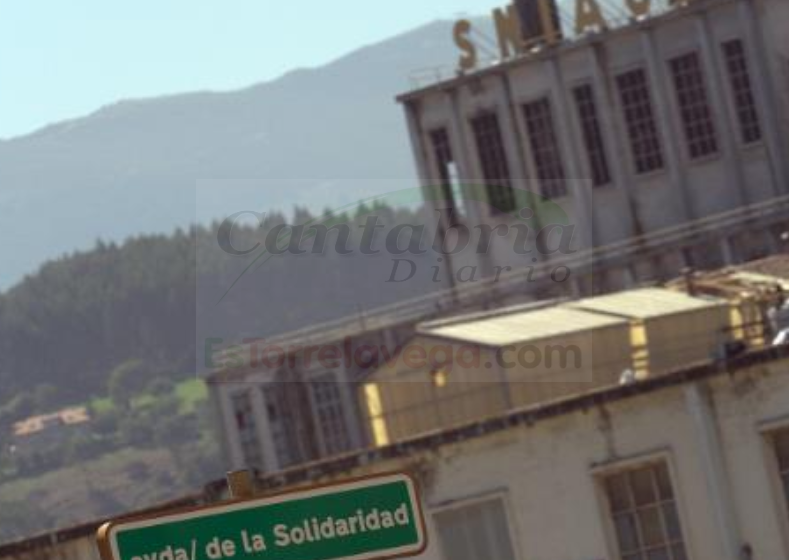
left=567, top=287, right=725, bottom=320
left=12, top=406, right=90, bottom=438
left=421, top=306, right=628, bottom=347
left=734, top=254, right=789, bottom=280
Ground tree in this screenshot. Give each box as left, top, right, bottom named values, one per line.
left=154, top=412, right=197, bottom=447
left=33, top=383, right=58, bottom=411
left=146, top=377, right=175, bottom=395
left=92, top=407, right=121, bottom=436
left=0, top=499, right=54, bottom=542
left=118, top=412, right=155, bottom=447
left=0, top=392, right=35, bottom=424
left=65, top=432, right=104, bottom=462
left=108, top=359, right=150, bottom=410
left=124, top=460, right=151, bottom=482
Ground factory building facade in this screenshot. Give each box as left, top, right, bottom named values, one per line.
left=8, top=348, right=789, bottom=560
left=399, top=0, right=789, bottom=287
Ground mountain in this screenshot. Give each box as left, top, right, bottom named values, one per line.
left=0, top=19, right=466, bottom=291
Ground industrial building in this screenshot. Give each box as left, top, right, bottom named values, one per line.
left=8, top=345, right=789, bottom=560
left=399, top=0, right=789, bottom=287
left=209, top=279, right=761, bottom=475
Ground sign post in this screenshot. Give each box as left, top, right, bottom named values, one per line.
left=97, top=472, right=426, bottom=560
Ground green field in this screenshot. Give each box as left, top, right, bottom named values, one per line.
left=90, top=377, right=207, bottom=414
left=0, top=377, right=215, bottom=544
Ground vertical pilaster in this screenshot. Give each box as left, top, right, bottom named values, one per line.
left=207, top=380, right=234, bottom=471
left=447, top=89, right=486, bottom=228
left=695, top=15, right=748, bottom=207
left=220, top=384, right=257, bottom=471
left=546, top=58, right=595, bottom=251
left=403, top=101, right=435, bottom=204
left=404, top=100, right=458, bottom=290
left=499, top=72, right=549, bottom=264
left=640, top=29, right=695, bottom=222
left=737, top=0, right=789, bottom=195
left=588, top=43, right=641, bottom=238
left=684, top=382, right=743, bottom=560
left=335, top=368, right=365, bottom=451
left=250, top=380, right=277, bottom=473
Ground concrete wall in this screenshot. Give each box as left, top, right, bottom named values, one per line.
left=358, top=355, right=789, bottom=560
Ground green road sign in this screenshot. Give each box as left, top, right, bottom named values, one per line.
left=97, top=473, right=426, bottom=560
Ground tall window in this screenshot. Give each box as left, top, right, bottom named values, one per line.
left=470, top=112, right=517, bottom=214
left=572, top=84, right=612, bottom=187
left=616, top=69, right=665, bottom=174
left=602, top=461, right=688, bottom=560
left=522, top=98, right=568, bottom=199
left=262, top=384, right=304, bottom=468
left=231, top=391, right=263, bottom=468
left=434, top=498, right=517, bottom=560
left=429, top=128, right=465, bottom=220
left=669, top=52, right=719, bottom=159
left=722, top=39, right=762, bottom=144
left=311, top=373, right=352, bottom=455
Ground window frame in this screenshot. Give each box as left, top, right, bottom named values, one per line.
left=428, top=126, right=465, bottom=224
left=520, top=94, right=569, bottom=200
left=469, top=109, right=518, bottom=215
left=667, top=50, right=720, bottom=162
left=570, top=81, right=614, bottom=188
left=592, top=451, right=695, bottom=560
left=430, top=490, right=522, bottom=560
left=614, top=66, right=667, bottom=177
left=261, top=383, right=305, bottom=469
left=309, top=371, right=353, bottom=456
left=720, top=37, right=763, bottom=147
left=230, top=389, right=265, bottom=469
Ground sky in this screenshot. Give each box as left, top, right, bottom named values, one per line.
left=0, top=0, right=496, bottom=140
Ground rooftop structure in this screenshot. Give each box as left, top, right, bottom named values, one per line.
left=11, top=407, right=90, bottom=438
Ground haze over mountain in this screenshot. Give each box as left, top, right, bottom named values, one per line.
left=0, top=19, right=471, bottom=291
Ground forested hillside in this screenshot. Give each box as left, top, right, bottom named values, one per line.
left=0, top=202, right=442, bottom=412
left=0, top=202, right=444, bottom=542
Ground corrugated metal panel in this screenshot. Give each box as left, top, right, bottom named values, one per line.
left=567, top=287, right=727, bottom=319
left=420, top=307, right=628, bottom=347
